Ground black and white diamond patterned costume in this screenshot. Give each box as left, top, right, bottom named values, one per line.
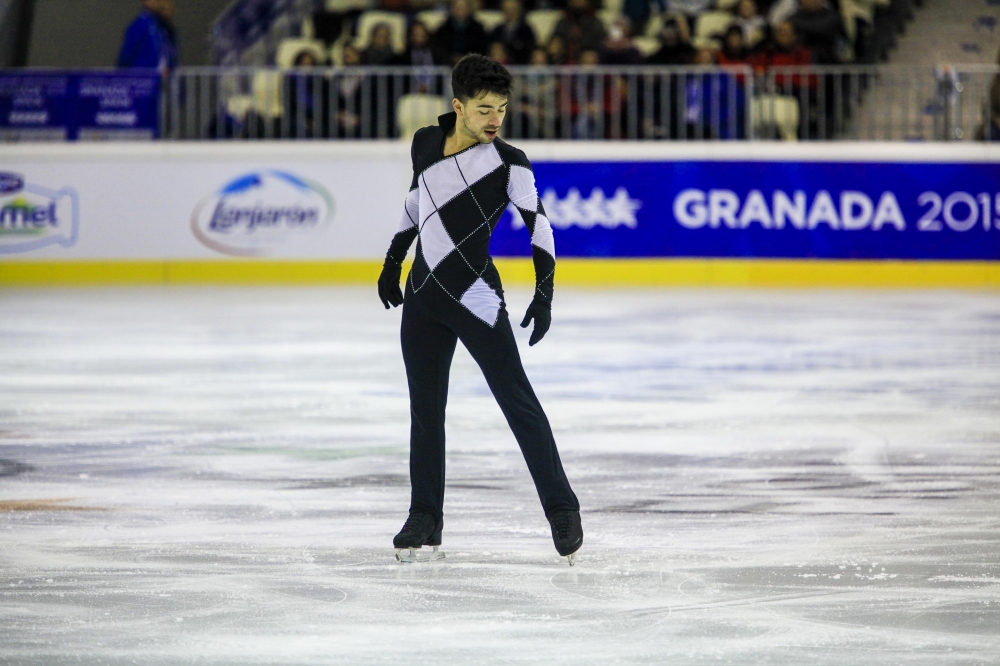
left=387, top=114, right=556, bottom=321
left=385, top=112, right=579, bottom=521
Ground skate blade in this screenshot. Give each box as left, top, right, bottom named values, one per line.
left=566, top=552, right=577, bottom=567
left=395, top=546, right=445, bottom=563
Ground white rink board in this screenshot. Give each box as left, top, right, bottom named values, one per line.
left=3, top=142, right=999, bottom=261
left=0, top=143, right=411, bottom=260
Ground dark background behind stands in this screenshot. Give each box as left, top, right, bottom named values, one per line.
left=0, top=0, right=230, bottom=67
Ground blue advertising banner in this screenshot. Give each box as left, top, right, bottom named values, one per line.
left=0, top=70, right=161, bottom=141
left=490, top=160, right=1000, bottom=260
left=75, top=74, right=161, bottom=140
left=0, top=73, right=73, bottom=141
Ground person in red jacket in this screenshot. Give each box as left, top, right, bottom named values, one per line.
left=717, top=26, right=752, bottom=67
left=750, top=21, right=814, bottom=91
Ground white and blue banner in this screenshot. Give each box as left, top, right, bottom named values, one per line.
left=1, top=143, right=998, bottom=263
left=491, top=156, right=1000, bottom=260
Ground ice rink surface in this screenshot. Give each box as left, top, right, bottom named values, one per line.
left=1, top=285, right=999, bottom=665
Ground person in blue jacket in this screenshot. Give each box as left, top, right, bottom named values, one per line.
left=117, top=0, right=179, bottom=71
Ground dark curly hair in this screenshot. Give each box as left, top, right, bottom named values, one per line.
left=451, top=54, right=513, bottom=103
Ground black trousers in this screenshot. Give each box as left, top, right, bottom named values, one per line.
left=400, top=276, right=580, bottom=520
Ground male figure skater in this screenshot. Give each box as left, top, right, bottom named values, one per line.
left=378, top=55, right=583, bottom=565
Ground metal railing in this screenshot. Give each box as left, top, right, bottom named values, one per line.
left=164, top=65, right=755, bottom=141
left=935, top=64, right=1000, bottom=142
left=155, top=64, right=1000, bottom=142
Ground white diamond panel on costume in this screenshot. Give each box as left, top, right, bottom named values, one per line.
left=420, top=160, right=466, bottom=212
left=417, top=210, right=456, bottom=269
left=459, top=278, right=502, bottom=326
left=398, top=189, right=420, bottom=232
left=507, top=164, right=537, bottom=209
left=531, top=212, right=556, bottom=258
left=454, top=144, right=504, bottom=190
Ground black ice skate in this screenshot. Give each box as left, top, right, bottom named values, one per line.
left=393, top=511, right=445, bottom=563
left=547, top=510, right=583, bottom=566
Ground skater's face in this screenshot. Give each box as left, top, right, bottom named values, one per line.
left=454, top=91, right=507, bottom=143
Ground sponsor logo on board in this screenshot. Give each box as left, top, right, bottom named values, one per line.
left=191, top=171, right=335, bottom=256
left=512, top=187, right=643, bottom=230
left=0, top=171, right=79, bottom=254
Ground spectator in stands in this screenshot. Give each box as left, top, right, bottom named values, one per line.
left=553, top=0, right=606, bottom=64
left=294, top=51, right=320, bottom=67
left=981, top=63, right=1000, bottom=141
left=766, top=0, right=797, bottom=26
left=546, top=34, right=569, bottom=66
left=513, top=46, right=558, bottom=137
left=382, top=0, right=412, bottom=11
left=362, top=23, right=397, bottom=65
left=117, top=0, right=178, bottom=72
left=490, top=0, right=537, bottom=65
left=623, top=0, right=666, bottom=37
left=567, top=50, right=610, bottom=139
left=644, top=15, right=695, bottom=65
left=989, top=49, right=1000, bottom=140
left=433, top=0, right=489, bottom=66
left=984, top=106, right=1000, bottom=141
left=666, top=0, right=714, bottom=22
left=790, top=0, right=843, bottom=64
left=286, top=50, right=328, bottom=138
left=335, top=44, right=364, bottom=137
left=751, top=20, right=809, bottom=70
left=332, top=43, right=395, bottom=138
left=400, top=21, right=437, bottom=66
left=600, top=18, right=642, bottom=65
left=717, top=25, right=751, bottom=66
left=684, top=47, right=745, bottom=139
left=489, top=41, right=511, bottom=64
left=732, top=0, right=768, bottom=48
left=750, top=21, right=813, bottom=89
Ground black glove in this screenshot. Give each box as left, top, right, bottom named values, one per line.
left=519, top=297, right=551, bottom=346
left=377, top=258, right=403, bottom=309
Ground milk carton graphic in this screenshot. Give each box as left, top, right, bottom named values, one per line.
left=0, top=172, right=79, bottom=254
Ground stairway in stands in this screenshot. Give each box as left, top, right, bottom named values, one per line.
left=891, top=0, right=1000, bottom=66
left=852, top=0, right=1000, bottom=141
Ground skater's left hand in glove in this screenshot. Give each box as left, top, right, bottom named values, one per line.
left=378, top=257, right=403, bottom=309
left=520, top=297, right=551, bottom=346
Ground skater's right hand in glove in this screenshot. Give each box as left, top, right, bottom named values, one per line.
left=519, top=297, right=551, bottom=346
left=378, top=258, right=403, bottom=309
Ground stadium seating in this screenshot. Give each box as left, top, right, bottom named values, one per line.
left=354, top=10, right=408, bottom=52
left=325, top=0, right=373, bottom=10
left=597, top=9, right=621, bottom=33
left=476, top=10, right=505, bottom=33
left=416, top=9, right=447, bottom=33
left=752, top=95, right=800, bottom=141
left=694, top=11, right=733, bottom=45
left=252, top=71, right=284, bottom=119
left=276, top=38, right=327, bottom=67
left=525, top=9, right=563, bottom=49
left=397, top=94, right=450, bottom=139
left=633, top=37, right=660, bottom=58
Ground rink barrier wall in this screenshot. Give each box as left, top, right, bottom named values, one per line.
left=2, top=142, right=999, bottom=288
left=3, top=258, right=999, bottom=288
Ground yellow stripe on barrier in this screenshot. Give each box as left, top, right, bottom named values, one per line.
left=0, top=261, right=385, bottom=286
left=1, top=259, right=999, bottom=288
